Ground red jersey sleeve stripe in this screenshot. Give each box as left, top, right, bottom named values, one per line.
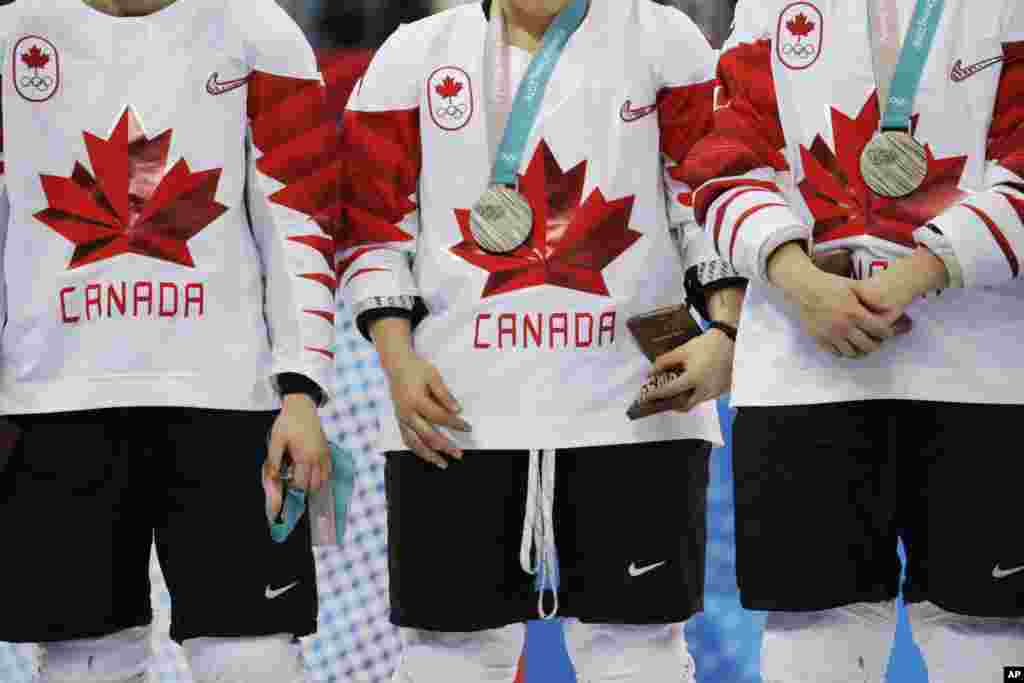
left=713, top=187, right=773, bottom=253
left=730, top=203, right=789, bottom=263
left=963, top=203, right=1020, bottom=278
left=695, top=178, right=782, bottom=227
left=346, top=266, right=393, bottom=286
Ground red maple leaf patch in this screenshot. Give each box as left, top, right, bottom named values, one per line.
left=786, top=13, right=815, bottom=42
left=435, top=75, right=464, bottom=101
left=21, top=45, right=50, bottom=71
left=35, top=107, right=228, bottom=269
left=799, top=93, right=967, bottom=250
left=451, top=140, right=641, bottom=298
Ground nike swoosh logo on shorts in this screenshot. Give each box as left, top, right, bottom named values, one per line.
left=628, top=561, right=666, bottom=577
left=265, top=581, right=300, bottom=599
left=992, top=564, right=1024, bottom=580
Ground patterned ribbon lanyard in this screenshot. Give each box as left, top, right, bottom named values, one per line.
left=860, top=0, right=946, bottom=198
left=865, top=0, right=946, bottom=133
left=486, top=0, right=588, bottom=188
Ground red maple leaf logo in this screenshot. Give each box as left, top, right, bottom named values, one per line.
left=799, top=93, right=968, bottom=250
left=435, top=76, right=463, bottom=101
left=786, top=13, right=815, bottom=42
left=451, top=140, right=641, bottom=298
left=21, top=45, right=50, bottom=71
left=35, top=107, right=228, bottom=269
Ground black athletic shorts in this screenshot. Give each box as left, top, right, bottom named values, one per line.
left=0, top=408, right=317, bottom=644
left=733, top=400, right=1024, bottom=617
left=385, top=439, right=712, bottom=631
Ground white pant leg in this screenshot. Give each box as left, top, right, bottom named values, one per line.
left=908, top=601, right=1024, bottom=683
left=759, top=601, right=898, bottom=683
left=183, top=634, right=306, bottom=683
left=563, top=620, right=695, bottom=683
left=392, top=625, right=525, bottom=683
left=37, top=625, right=152, bottom=683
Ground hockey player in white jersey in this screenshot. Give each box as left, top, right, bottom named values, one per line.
left=0, top=1, right=340, bottom=681
left=338, top=0, right=747, bottom=681
left=683, top=0, right=1024, bottom=681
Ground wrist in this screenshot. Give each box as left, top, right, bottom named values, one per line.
left=706, top=321, right=738, bottom=342
left=282, top=392, right=317, bottom=410
left=908, top=246, right=951, bottom=296
left=767, top=242, right=821, bottom=302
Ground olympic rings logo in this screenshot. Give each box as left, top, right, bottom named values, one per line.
left=20, top=74, right=54, bottom=92
left=782, top=43, right=817, bottom=59
left=435, top=103, right=468, bottom=121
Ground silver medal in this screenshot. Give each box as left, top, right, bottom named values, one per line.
left=469, top=186, right=534, bottom=253
left=860, top=131, right=928, bottom=198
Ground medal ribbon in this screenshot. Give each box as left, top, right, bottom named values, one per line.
left=488, top=0, right=588, bottom=187
left=866, top=0, right=946, bottom=131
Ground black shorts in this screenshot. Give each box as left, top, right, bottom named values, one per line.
left=385, top=440, right=711, bottom=631
left=0, top=408, right=317, bottom=644
left=733, top=400, right=1024, bottom=617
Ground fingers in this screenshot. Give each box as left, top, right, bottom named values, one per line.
left=427, top=375, right=463, bottom=417
left=651, top=349, right=687, bottom=376
left=399, top=408, right=463, bottom=462
left=400, top=422, right=450, bottom=470
left=290, top=461, right=313, bottom=491
left=418, top=397, right=472, bottom=433
left=644, top=370, right=698, bottom=403
left=265, top=428, right=286, bottom=481
left=847, top=327, right=882, bottom=356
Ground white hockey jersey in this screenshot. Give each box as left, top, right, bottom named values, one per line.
left=0, top=0, right=339, bottom=413
left=339, top=0, right=726, bottom=451
left=684, top=0, right=1024, bottom=407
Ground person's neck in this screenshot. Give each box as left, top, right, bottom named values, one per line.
left=82, top=0, right=177, bottom=17
left=500, top=1, right=569, bottom=53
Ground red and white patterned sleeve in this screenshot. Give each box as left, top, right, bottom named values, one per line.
left=240, top=0, right=339, bottom=401
left=336, top=25, right=423, bottom=341
left=681, top=2, right=806, bottom=283
left=651, top=4, right=746, bottom=312
left=924, top=7, right=1024, bottom=289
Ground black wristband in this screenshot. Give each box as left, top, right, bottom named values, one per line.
left=707, top=321, right=738, bottom=342
left=277, top=372, right=324, bottom=405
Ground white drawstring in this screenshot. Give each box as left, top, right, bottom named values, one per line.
left=520, top=448, right=558, bottom=620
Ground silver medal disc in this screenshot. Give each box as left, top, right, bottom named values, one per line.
left=859, top=131, right=928, bottom=198
left=469, top=186, right=534, bottom=254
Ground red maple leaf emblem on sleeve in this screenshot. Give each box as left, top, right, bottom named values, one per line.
left=786, top=13, right=815, bottom=42
left=35, top=107, right=228, bottom=269
left=435, top=75, right=463, bottom=101
left=799, top=93, right=967, bottom=250
left=21, top=45, right=50, bottom=71
left=451, top=140, right=641, bottom=298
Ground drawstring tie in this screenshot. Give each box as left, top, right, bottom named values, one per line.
left=520, top=448, right=558, bottom=619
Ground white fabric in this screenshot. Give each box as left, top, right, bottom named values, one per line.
left=0, top=0, right=334, bottom=414
left=38, top=626, right=152, bottom=683
left=759, top=602, right=898, bottom=683
left=520, top=448, right=558, bottom=619
left=907, top=601, right=1024, bottom=683
left=183, top=634, right=306, bottom=683
left=341, top=1, right=724, bottom=451
left=715, top=0, right=1024, bottom=408
left=563, top=620, right=695, bottom=683
left=391, top=625, right=525, bottom=683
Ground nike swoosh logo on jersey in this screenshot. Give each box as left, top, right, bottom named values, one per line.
left=628, top=561, right=666, bottom=577
left=620, top=100, right=658, bottom=123
left=207, top=72, right=251, bottom=96
left=951, top=55, right=1023, bottom=83
left=992, top=564, right=1024, bottom=580
left=265, top=581, right=300, bottom=599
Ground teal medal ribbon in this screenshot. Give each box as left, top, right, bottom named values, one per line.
left=468, top=0, right=588, bottom=253
left=859, top=0, right=947, bottom=198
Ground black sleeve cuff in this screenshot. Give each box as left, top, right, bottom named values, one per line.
left=277, top=372, right=325, bottom=406
left=355, top=299, right=429, bottom=341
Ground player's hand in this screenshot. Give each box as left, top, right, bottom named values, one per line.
left=643, top=328, right=735, bottom=412
left=265, top=393, right=332, bottom=493
left=853, top=247, right=949, bottom=326
left=768, top=242, right=905, bottom=358
left=383, top=350, right=471, bottom=469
